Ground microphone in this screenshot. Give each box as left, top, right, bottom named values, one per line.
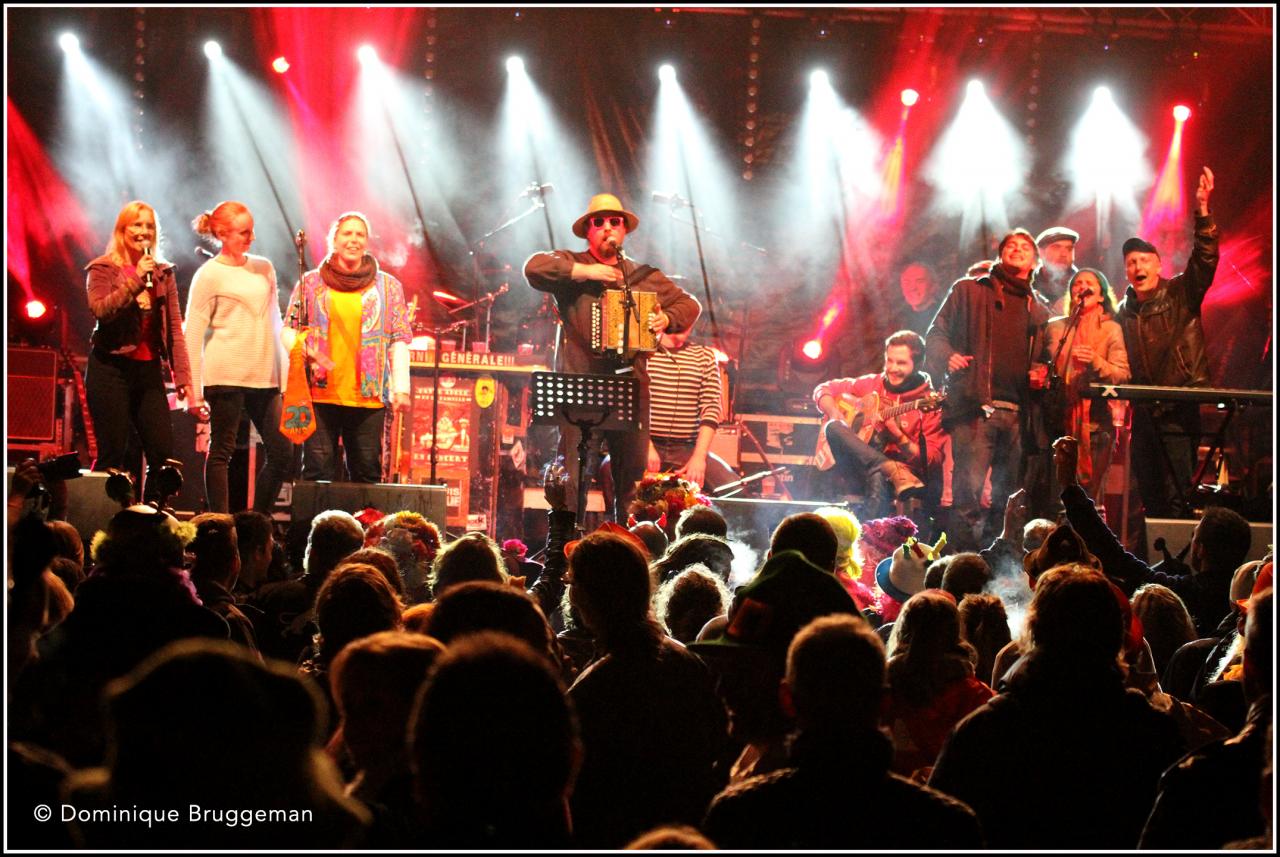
left=520, top=182, right=554, bottom=198
left=142, top=242, right=154, bottom=288
left=652, top=191, right=688, bottom=208
left=194, top=246, right=215, bottom=259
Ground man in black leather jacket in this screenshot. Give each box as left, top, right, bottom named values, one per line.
left=1115, top=166, right=1219, bottom=517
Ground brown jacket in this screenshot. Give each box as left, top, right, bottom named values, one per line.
left=85, top=254, right=192, bottom=389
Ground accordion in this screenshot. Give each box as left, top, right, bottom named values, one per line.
left=590, top=289, right=659, bottom=357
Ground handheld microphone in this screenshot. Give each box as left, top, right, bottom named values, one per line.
left=142, top=242, right=154, bottom=288
left=194, top=246, right=215, bottom=259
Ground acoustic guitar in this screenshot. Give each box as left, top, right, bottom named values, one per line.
left=813, top=388, right=947, bottom=471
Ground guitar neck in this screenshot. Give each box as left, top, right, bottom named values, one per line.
left=881, top=398, right=926, bottom=420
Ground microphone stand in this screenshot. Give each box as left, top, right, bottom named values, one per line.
left=448, top=283, right=510, bottom=351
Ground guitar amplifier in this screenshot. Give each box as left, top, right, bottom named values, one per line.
left=8, top=347, right=59, bottom=443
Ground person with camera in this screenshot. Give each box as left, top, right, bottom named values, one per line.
left=84, top=201, right=195, bottom=504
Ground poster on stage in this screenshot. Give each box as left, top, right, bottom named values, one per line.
left=405, top=374, right=476, bottom=525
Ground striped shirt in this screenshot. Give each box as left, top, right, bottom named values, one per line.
left=648, top=342, right=722, bottom=440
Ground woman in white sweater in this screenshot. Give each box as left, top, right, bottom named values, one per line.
left=186, top=201, right=294, bottom=513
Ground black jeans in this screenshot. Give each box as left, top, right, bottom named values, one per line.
left=203, top=385, right=295, bottom=513
left=85, top=349, right=173, bottom=502
left=303, top=403, right=386, bottom=483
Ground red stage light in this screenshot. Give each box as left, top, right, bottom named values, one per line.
left=801, top=339, right=823, bottom=361
left=272, top=56, right=290, bottom=74
left=432, top=289, right=464, bottom=303
left=900, top=88, right=919, bottom=107
left=1172, top=104, right=1190, bottom=122
left=25, top=299, right=48, bottom=320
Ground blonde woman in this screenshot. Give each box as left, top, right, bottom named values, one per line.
left=84, top=201, right=193, bottom=502
left=186, top=201, right=292, bottom=513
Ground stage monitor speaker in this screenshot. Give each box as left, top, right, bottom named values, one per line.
left=713, top=496, right=851, bottom=555
left=290, top=481, right=447, bottom=531
left=8, top=347, right=58, bottom=442
left=1146, top=517, right=1272, bottom=565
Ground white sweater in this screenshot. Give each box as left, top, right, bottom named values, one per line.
left=184, top=254, right=287, bottom=401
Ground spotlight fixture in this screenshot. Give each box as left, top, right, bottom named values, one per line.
left=25, top=299, right=48, bottom=320
left=658, top=64, right=675, bottom=83
left=809, top=69, right=829, bottom=89
left=271, top=56, right=290, bottom=74
left=966, top=80, right=984, bottom=96
left=356, top=44, right=377, bottom=65
left=1093, top=86, right=1113, bottom=102
left=1172, top=104, right=1190, bottom=122
left=506, top=56, right=524, bottom=74
left=901, top=88, right=919, bottom=107
left=58, top=32, right=79, bottom=53
left=801, top=339, right=823, bottom=361
left=203, top=40, right=222, bottom=60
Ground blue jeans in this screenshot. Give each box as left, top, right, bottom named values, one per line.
left=950, top=408, right=1023, bottom=550
left=303, top=403, right=386, bottom=483
left=203, top=385, right=295, bottom=513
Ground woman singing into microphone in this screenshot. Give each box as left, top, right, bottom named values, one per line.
left=185, top=200, right=294, bottom=513
left=84, top=200, right=194, bottom=503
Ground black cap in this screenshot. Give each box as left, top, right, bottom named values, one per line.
left=1122, top=237, right=1159, bottom=257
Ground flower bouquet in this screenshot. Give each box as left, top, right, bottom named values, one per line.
left=626, top=472, right=711, bottom=539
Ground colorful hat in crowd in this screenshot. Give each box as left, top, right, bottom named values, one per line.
left=875, top=534, right=947, bottom=605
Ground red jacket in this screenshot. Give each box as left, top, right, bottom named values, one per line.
left=812, top=371, right=946, bottom=470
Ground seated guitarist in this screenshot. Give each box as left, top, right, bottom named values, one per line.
left=813, top=330, right=946, bottom=517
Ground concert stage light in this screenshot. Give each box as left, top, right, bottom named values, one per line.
left=900, top=88, right=919, bottom=107
left=24, top=299, right=48, bottom=320
left=271, top=56, right=289, bottom=74
left=809, top=69, right=829, bottom=89
left=203, top=41, right=222, bottom=60
left=1065, top=84, right=1151, bottom=248
left=506, top=56, right=524, bottom=74
left=801, top=339, right=823, bottom=361
left=58, top=32, right=79, bottom=53
left=924, top=77, right=1027, bottom=254
left=658, top=64, right=676, bottom=83
left=357, top=45, right=378, bottom=65
left=1173, top=104, right=1191, bottom=122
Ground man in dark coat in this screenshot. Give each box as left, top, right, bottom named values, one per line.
left=1114, top=166, right=1219, bottom=517
left=524, top=193, right=701, bottom=522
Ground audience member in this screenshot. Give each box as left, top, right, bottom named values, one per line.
left=425, top=581, right=561, bottom=675
left=815, top=505, right=878, bottom=614
left=768, top=512, right=837, bottom=572
left=885, top=591, right=994, bottom=779
left=650, top=532, right=734, bottom=586
left=255, top=510, right=363, bottom=664
left=675, top=505, right=729, bottom=540
left=344, top=546, right=405, bottom=599
left=624, top=824, right=716, bottom=850
left=1131, top=582, right=1198, bottom=679
left=629, top=520, right=669, bottom=561
left=410, top=632, right=579, bottom=848
left=940, top=552, right=990, bottom=601
left=957, top=593, right=1012, bottom=693
left=61, top=639, right=369, bottom=848
left=653, top=566, right=731, bottom=644
left=929, top=565, right=1185, bottom=848
left=1140, top=587, right=1272, bottom=848
left=1056, top=436, right=1251, bottom=635
left=703, top=615, right=984, bottom=848
left=188, top=512, right=258, bottom=654
left=429, top=531, right=507, bottom=599
left=566, top=531, right=729, bottom=847
left=329, top=630, right=445, bottom=847
left=231, top=510, right=274, bottom=596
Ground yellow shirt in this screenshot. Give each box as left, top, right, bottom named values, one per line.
left=313, top=288, right=382, bottom=408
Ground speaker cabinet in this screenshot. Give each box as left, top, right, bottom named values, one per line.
left=290, top=481, right=447, bottom=531
left=8, top=347, right=58, bottom=442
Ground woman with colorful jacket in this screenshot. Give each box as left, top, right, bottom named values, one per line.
left=282, top=211, right=412, bottom=483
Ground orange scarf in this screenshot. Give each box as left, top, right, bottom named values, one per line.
left=1055, top=312, right=1104, bottom=488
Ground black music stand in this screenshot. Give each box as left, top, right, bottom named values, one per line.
left=531, top=371, right=641, bottom=528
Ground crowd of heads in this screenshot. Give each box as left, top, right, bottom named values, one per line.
left=6, top=464, right=1273, bottom=850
